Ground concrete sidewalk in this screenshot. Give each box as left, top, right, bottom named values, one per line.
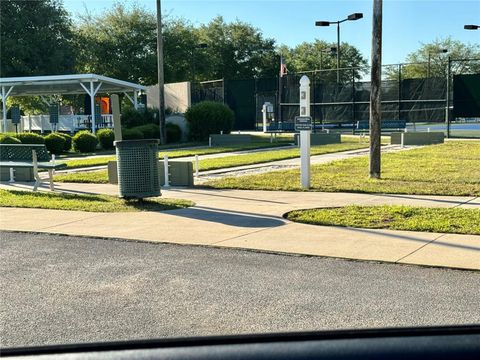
left=1, top=182, right=479, bottom=270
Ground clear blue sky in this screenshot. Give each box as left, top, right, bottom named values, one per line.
left=64, top=0, right=479, bottom=65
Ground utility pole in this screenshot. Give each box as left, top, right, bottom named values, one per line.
left=369, top=0, right=382, bottom=179
left=156, top=0, right=166, bottom=144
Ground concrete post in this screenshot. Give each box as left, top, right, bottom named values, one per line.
left=163, top=154, right=170, bottom=187
left=111, top=95, right=122, bottom=141
left=299, top=75, right=311, bottom=189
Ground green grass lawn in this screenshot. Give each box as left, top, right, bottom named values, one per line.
left=286, top=205, right=480, bottom=235
left=54, top=138, right=373, bottom=183
left=0, top=189, right=194, bottom=212
left=205, top=141, right=480, bottom=196
left=62, top=137, right=293, bottom=170
left=197, top=139, right=370, bottom=171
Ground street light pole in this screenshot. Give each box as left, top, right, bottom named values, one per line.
left=315, top=13, right=363, bottom=84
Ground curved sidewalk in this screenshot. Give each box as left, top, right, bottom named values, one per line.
left=1, top=182, right=479, bottom=271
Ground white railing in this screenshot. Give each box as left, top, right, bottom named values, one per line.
left=19, top=114, right=114, bottom=133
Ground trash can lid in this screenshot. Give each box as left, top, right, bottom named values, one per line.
left=114, top=139, right=160, bottom=147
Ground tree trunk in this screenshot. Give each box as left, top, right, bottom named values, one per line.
left=369, top=0, right=383, bottom=178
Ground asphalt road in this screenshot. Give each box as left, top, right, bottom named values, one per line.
left=1, top=231, right=480, bottom=348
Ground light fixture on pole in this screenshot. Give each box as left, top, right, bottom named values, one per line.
left=315, top=13, right=363, bottom=83
left=427, top=48, right=448, bottom=78
left=464, top=24, right=479, bottom=30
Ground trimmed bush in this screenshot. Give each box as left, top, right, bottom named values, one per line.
left=0, top=134, right=22, bottom=144
left=57, top=133, right=72, bottom=152
left=166, top=123, right=182, bottom=143
left=15, top=132, right=45, bottom=144
left=185, top=101, right=234, bottom=141
left=73, top=130, right=98, bottom=153
left=44, top=133, right=66, bottom=155
left=131, top=123, right=160, bottom=139
left=122, top=128, right=144, bottom=140
left=97, top=129, right=115, bottom=150
left=121, top=107, right=159, bottom=128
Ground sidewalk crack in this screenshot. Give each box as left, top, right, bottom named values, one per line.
left=211, top=224, right=289, bottom=245
left=395, top=233, right=446, bottom=263
left=38, top=213, right=109, bottom=230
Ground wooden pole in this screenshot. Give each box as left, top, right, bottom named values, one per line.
left=369, top=0, right=382, bottom=179
left=156, top=0, right=166, bottom=144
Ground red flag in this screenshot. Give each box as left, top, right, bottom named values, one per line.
left=280, top=56, right=288, bottom=77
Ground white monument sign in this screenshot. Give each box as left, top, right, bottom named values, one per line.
left=298, top=75, right=311, bottom=189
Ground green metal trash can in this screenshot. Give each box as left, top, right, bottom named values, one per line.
left=114, top=139, right=160, bottom=198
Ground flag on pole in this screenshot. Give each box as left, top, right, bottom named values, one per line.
left=280, top=56, right=288, bottom=77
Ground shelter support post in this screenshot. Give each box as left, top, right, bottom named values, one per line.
left=1, top=85, right=14, bottom=132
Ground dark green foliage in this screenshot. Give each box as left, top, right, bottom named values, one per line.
left=0, top=0, right=75, bottom=77
left=122, top=128, right=144, bottom=140
left=44, top=133, right=66, bottom=154
left=96, top=129, right=115, bottom=150
left=57, top=133, right=72, bottom=151
left=166, top=123, right=182, bottom=143
left=72, top=131, right=98, bottom=153
left=121, top=107, right=158, bottom=128
left=131, top=123, right=160, bottom=139
left=15, top=132, right=45, bottom=144
left=0, top=134, right=22, bottom=144
left=185, top=101, right=234, bottom=141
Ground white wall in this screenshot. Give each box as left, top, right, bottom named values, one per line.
left=146, top=82, right=191, bottom=113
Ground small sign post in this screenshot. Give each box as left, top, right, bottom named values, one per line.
left=298, top=75, right=311, bottom=189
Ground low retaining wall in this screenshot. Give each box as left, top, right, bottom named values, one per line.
left=108, top=160, right=194, bottom=187
left=294, top=133, right=341, bottom=146
left=209, top=134, right=251, bottom=146
left=0, top=167, right=34, bottom=181
left=391, top=132, right=444, bottom=145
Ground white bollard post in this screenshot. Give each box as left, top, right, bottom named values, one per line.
left=401, top=132, right=405, bottom=148
left=163, top=154, right=170, bottom=188
left=195, top=155, right=199, bottom=177
left=51, top=154, right=56, bottom=175
left=8, top=168, right=15, bottom=183
left=209, top=136, right=212, bottom=147
left=427, top=127, right=430, bottom=132
left=299, top=75, right=311, bottom=189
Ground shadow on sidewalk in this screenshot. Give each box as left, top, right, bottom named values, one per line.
left=373, top=193, right=478, bottom=207
left=347, top=227, right=480, bottom=252
left=168, top=205, right=286, bottom=228
left=171, top=189, right=289, bottom=204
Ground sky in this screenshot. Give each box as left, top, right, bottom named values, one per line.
left=63, top=0, right=479, bottom=65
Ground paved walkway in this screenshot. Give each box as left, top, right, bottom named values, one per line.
left=1, top=181, right=479, bottom=271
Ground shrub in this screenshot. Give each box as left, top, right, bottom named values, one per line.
left=97, top=129, right=115, bottom=150
left=44, top=133, right=66, bottom=155
left=122, top=128, right=144, bottom=140
left=166, top=123, right=182, bottom=143
left=185, top=101, right=234, bottom=141
left=121, top=107, right=160, bottom=128
left=0, top=134, right=21, bottom=144
left=131, top=123, right=160, bottom=139
left=15, top=132, right=45, bottom=144
left=73, top=130, right=98, bottom=153
left=57, top=133, right=72, bottom=152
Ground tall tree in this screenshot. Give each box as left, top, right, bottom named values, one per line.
left=197, top=16, right=278, bottom=80
left=279, top=40, right=368, bottom=81
left=386, top=37, right=480, bottom=79
left=0, top=0, right=75, bottom=77
left=74, top=3, right=158, bottom=85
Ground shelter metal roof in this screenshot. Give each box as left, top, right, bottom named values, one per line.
left=0, top=74, right=146, bottom=96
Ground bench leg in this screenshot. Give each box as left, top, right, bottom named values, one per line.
left=48, top=169, right=54, bottom=191
left=32, top=150, right=41, bottom=191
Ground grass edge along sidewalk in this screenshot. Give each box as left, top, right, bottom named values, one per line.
left=0, top=189, right=194, bottom=212
left=286, top=205, right=480, bottom=235
left=205, top=141, right=480, bottom=197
